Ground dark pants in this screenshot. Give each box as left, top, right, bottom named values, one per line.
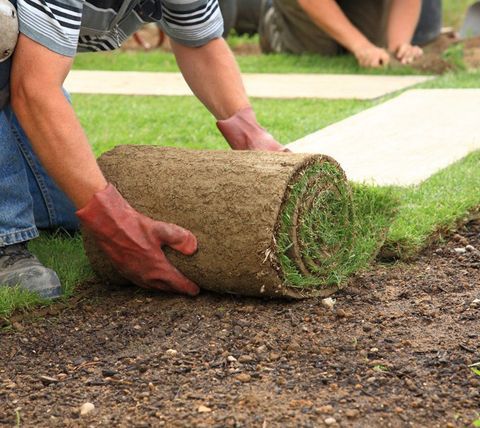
left=259, top=0, right=442, bottom=54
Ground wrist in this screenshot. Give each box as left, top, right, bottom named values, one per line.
left=347, top=35, right=373, bottom=55
left=216, top=106, right=260, bottom=150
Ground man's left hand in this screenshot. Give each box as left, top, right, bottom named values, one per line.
left=217, top=107, right=289, bottom=152
left=394, top=43, right=423, bottom=64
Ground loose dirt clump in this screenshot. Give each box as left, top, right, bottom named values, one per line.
left=407, top=33, right=480, bottom=74
left=1, top=220, right=479, bottom=427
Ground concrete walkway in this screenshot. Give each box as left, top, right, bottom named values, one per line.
left=65, top=70, right=433, bottom=100
left=287, top=89, right=480, bottom=186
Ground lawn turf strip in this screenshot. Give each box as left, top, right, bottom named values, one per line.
left=84, top=146, right=395, bottom=298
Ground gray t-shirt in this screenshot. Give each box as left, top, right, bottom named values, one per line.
left=17, top=0, right=224, bottom=57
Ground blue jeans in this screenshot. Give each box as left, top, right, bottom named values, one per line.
left=413, top=0, right=443, bottom=46
left=0, top=67, right=79, bottom=248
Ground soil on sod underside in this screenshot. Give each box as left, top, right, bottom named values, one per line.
left=1, top=221, right=479, bottom=428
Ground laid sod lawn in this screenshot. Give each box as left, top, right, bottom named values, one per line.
left=73, top=49, right=427, bottom=75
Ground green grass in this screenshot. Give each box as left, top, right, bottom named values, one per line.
left=444, top=0, right=477, bottom=28
left=0, top=234, right=92, bottom=318
left=73, top=50, right=424, bottom=75
left=382, top=151, right=480, bottom=259
left=276, top=160, right=396, bottom=291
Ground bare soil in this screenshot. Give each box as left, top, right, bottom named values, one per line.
left=407, top=33, right=480, bottom=74
left=1, top=220, right=479, bottom=427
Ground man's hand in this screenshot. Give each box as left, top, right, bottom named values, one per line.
left=393, top=43, right=423, bottom=64
left=353, top=42, right=390, bottom=68
left=217, top=107, right=289, bottom=152
left=77, top=184, right=200, bottom=296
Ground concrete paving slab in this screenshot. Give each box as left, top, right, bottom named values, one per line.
left=65, top=70, right=433, bottom=100
left=287, top=89, right=480, bottom=186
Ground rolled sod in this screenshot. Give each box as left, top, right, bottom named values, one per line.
left=84, top=146, right=370, bottom=299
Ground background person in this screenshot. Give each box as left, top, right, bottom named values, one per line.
left=259, top=0, right=443, bottom=67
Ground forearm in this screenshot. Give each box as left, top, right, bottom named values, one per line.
left=297, top=0, right=370, bottom=52
left=11, top=85, right=107, bottom=208
left=387, top=0, right=422, bottom=51
left=171, top=38, right=249, bottom=120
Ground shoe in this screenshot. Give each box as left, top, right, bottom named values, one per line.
left=0, top=242, right=62, bottom=299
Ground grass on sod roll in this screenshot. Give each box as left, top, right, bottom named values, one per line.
left=277, top=162, right=396, bottom=290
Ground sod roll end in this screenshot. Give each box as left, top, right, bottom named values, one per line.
left=84, top=146, right=362, bottom=299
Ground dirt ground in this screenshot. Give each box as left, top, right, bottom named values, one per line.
left=1, top=219, right=479, bottom=427
left=408, top=33, right=480, bottom=73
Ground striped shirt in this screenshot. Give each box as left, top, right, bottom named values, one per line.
left=17, top=0, right=224, bottom=57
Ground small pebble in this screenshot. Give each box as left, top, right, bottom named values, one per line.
left=345, top=409, right=359, bottom=418
left=197, top=405, right=212, bottom=413
left=321, top=298, right=336, bottom=310
left=164, top=349, right=178, bottom=357
left=466, top=244, right=476, bottom=252
left=238, top=355, right=254, bottom=363
left=79, top=402, right=95, bottom=416
left=235, top=373, right=251, bottom=383
left=324, top=417, right=337, bottom=425
left=454, top=247, right=466, bottom=254
left=316, top=405, right=334, bottom=414
left=39, top=376, right=59, bottom=386
left=227, top=356, right=237, bottom=363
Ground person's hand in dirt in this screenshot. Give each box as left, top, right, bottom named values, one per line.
left=217, top=107, right=289, bottom=152
left=392, top=43, right=423, bottom=64
left=77, top=184, right=200, bottom=296
left=387, top=0, right=423, bottom=65
left=353, top=42, right=390, bottom=68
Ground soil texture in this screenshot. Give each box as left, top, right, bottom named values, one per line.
left=405, top=33, right=480, bottom=74
left=1, top=221, right=479, bottom=427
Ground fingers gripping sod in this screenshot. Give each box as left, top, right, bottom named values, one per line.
left=77, top=184, right=200, bottom=296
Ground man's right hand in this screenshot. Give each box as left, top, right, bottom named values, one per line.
left=76, top=184, right=200, bottom=296
left=353, top=42, right=390, bottom=68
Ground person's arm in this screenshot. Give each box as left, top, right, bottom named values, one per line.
left=297, top=0, right=389, bottom=67
left=171, top=37, right=287, bottom=151
left=171, top=37, right=247, bottom=120
left=387, top=0, right=423, bottom=64
left=11, top=35, right=106, bottom=208
left=11, top=35, right=199, bottom=295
